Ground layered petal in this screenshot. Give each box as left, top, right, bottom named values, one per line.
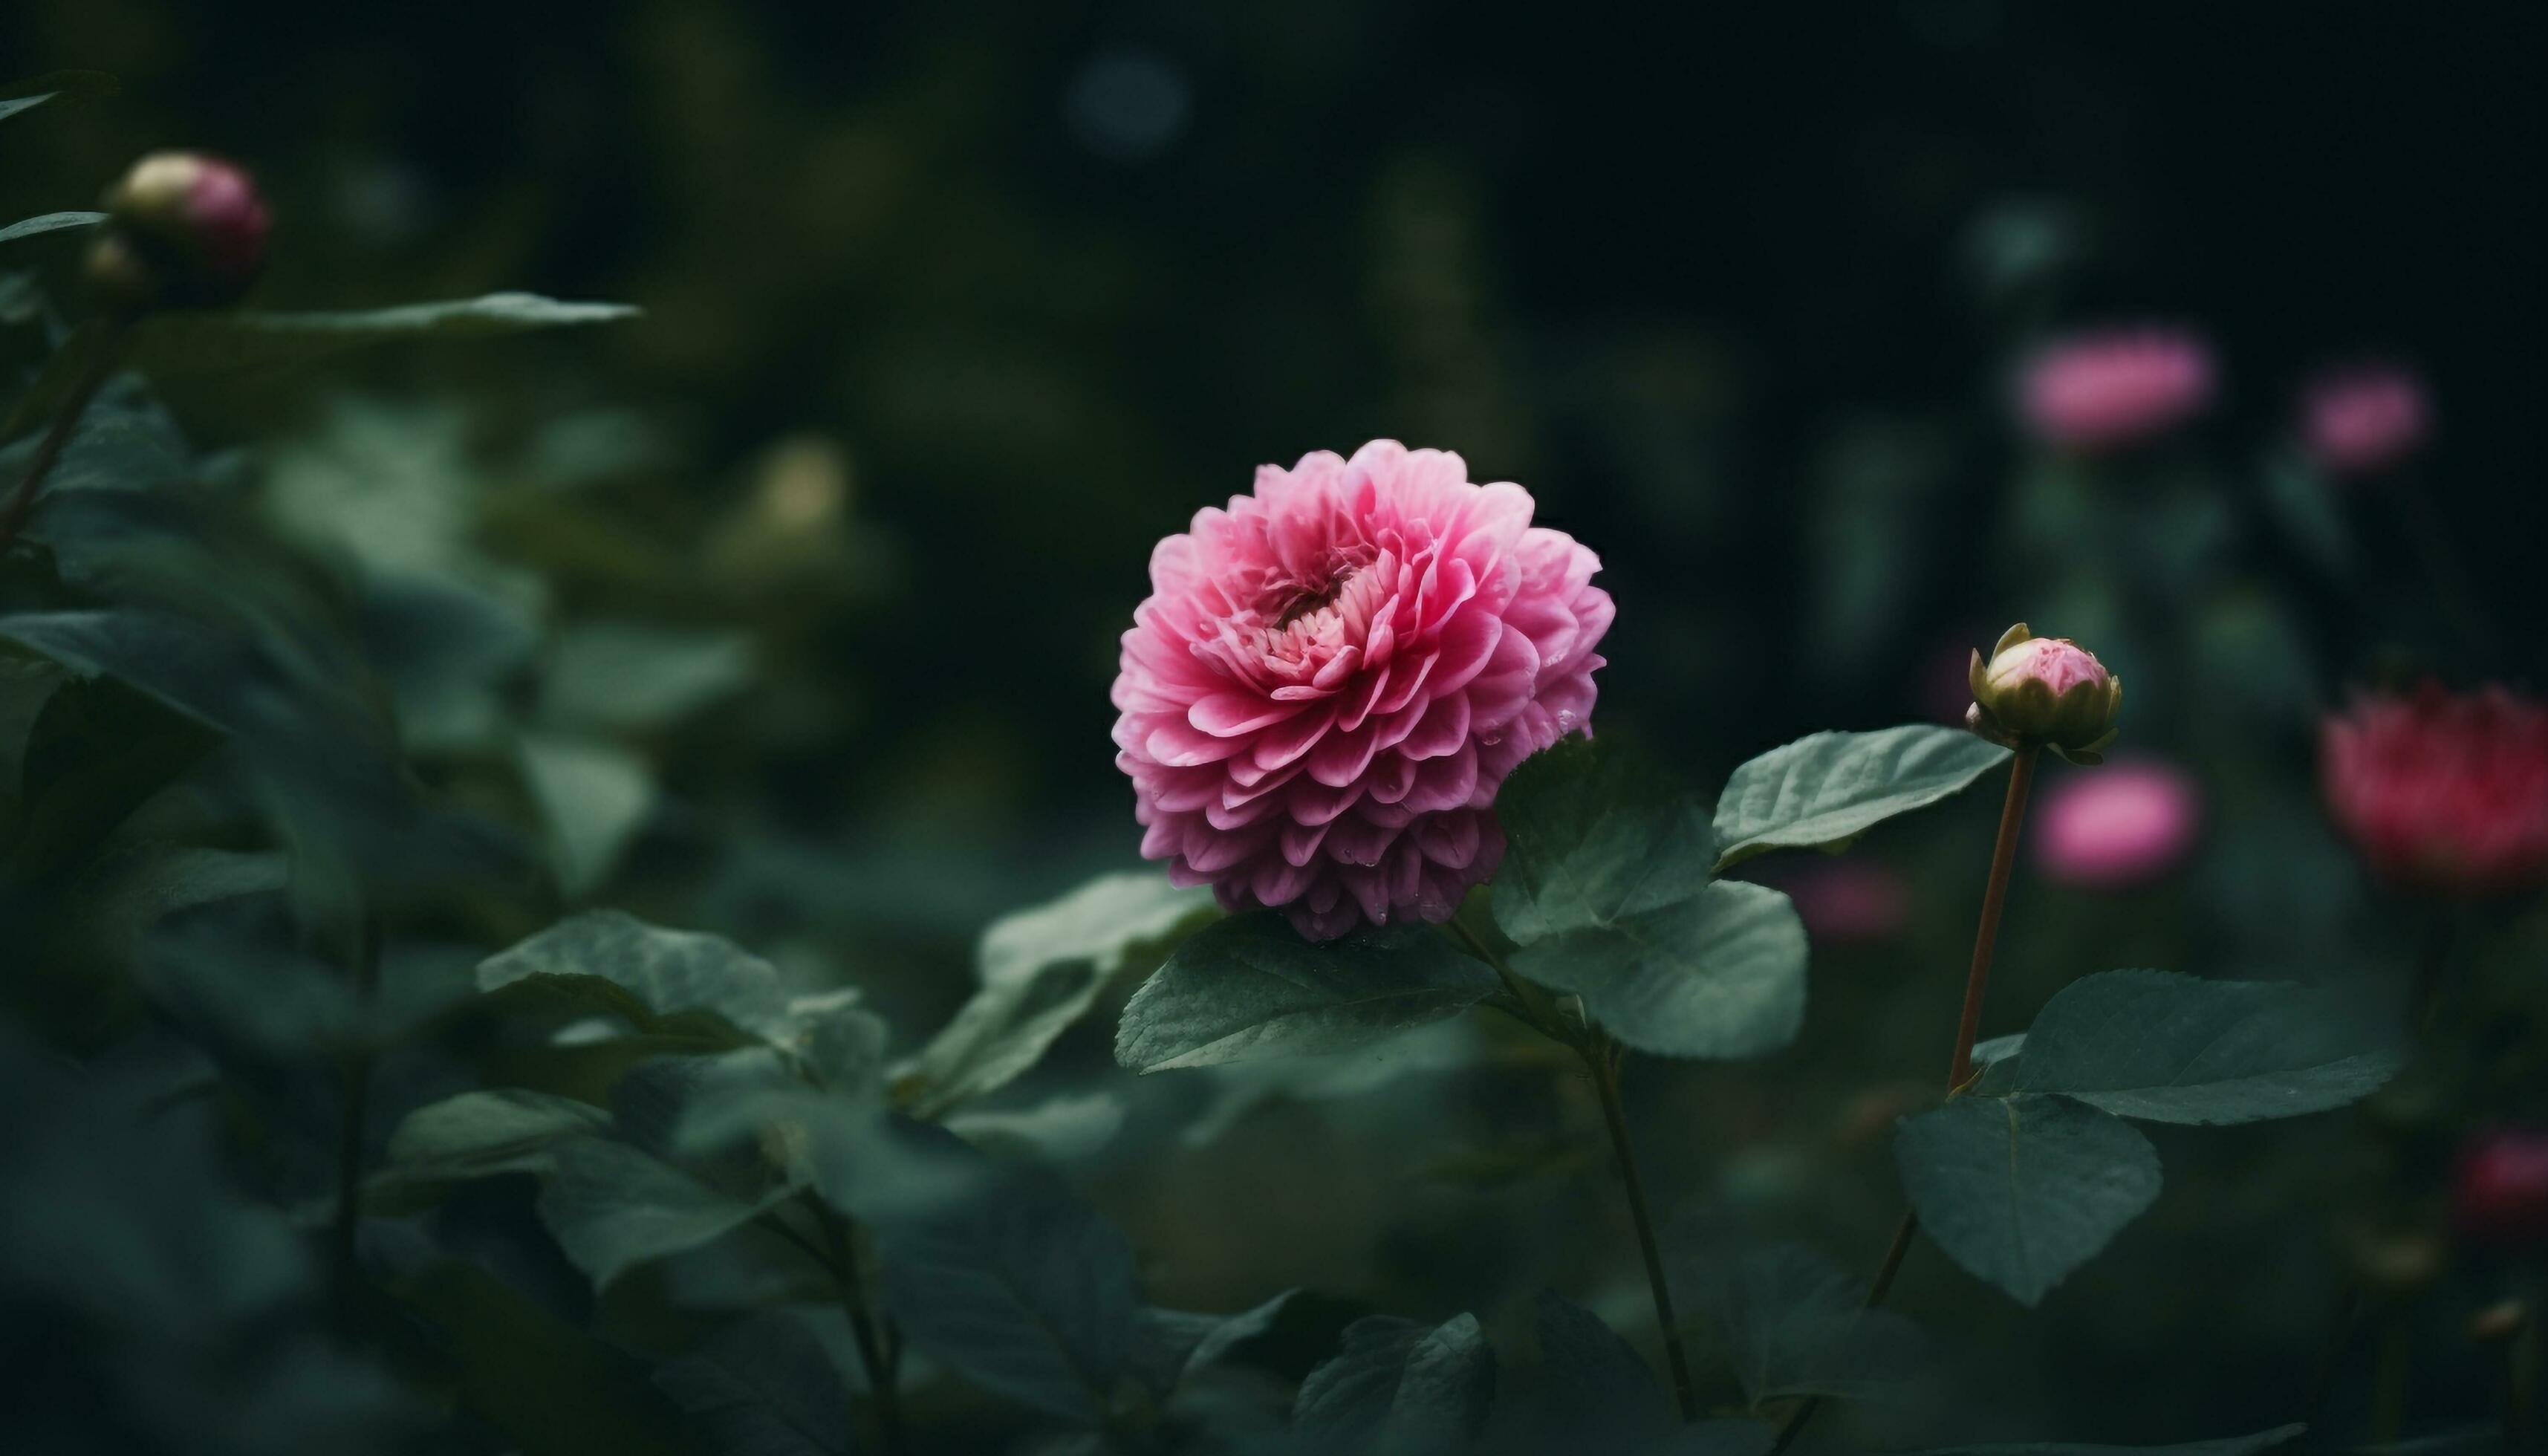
left=1112, top=440, right=1613, bottom=938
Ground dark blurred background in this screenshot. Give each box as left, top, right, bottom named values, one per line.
left=7, top=1, right=2543, bottom=827
left=3, top=1, right=2543, bottom=1446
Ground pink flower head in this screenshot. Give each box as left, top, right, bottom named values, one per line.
left=100, top=151, right=270, bottom=302
left=2033, top=758, right=2203, bottom=888
left=1113, top=441, right=1612, bottom=940
left=2455, top=1129, right=2548, bottom=1247
left=1983, top=635, right=2106, bottom=698
left=2321, top=684, right=2548, bottom=899
left=2300, top=363, right=2431, bottom=478
left=2017, top=326, right=2217, bottom=452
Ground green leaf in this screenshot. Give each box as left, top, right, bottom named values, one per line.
left=1711, top=726, right=2011, bottom=870
left=537, top=1137, right=784, bottom=1289
left=58, top=845, right=287, bottom=956
left=0, top=71, right=117, bottom=126
left=126, top=293, right=640, bottom=375
left=519, top=733, right=656, bottom=897
left=1506, top=880, right=1807, bottom=1059
left=377, top=1089, right=614, bottom=1186
left=874, top=1165, right=1144, bottom=1423
left=653, top=1313, right=852, bottom=1456
left=538, top=621, right=755, bottom=732
left=1294, top=1313, right=1495, bottom=1454
left=2002, top=969, right=2402, bottom=1125
left=944, top=1091, right=1126, bottom=1160
left=1904, top=1423, right=2307, bottom=1455
left=480, top=910, right=787, bottom=1036
left=1114, top=911, right=1498, bottom=1073
left=1131, top=1288, right=1348, bottom=1391
left=1893, top=1093, right=2161, bottom=1307
left=1491, top=736, right=1718, bottom=941
left=1697, top=1241, right=1930, bottom=1407
left=0, top=211, right=104, bottom=244
left=900, top=871, right=1213, bottom=1115
left=1533, top=1290, right=1671, bottom=1437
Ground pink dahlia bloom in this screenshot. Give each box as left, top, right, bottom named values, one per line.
left=2033, top=758, right=2203, bottom=888
left=2300, top=363, right=2430, bottom=478
left=2017, top=326, right=2216, bottom=452
left=2322, top=684, right=2548, bottom=898
left=1113, top=441, right=1612, bottom=940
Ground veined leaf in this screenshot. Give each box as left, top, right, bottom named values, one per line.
left=2001, top=969, right=2401, bottom=1125
left=1893, top=1093, right=2160, bottom=1307
left=1293, top=1313, right=1495, bottom=1454
left=874, top=1163, right=1144, bottom=1423
left=1114, top=912, right=1496, bottom=1073
left=127, top=293, right=639, bottom=375
left=1492, top=736, right=1718, bottom=940
left=536, top=1137, right=784, bottom=1289
left=903, top=870, right=1213, bottom=1114
left=0, top=211, right=104, bottom=245
left=480, top=910, right=787, bottom=1036
left=1712, top=726, right=2010, bottom=870
left=1507, top=880, right=1806, bottom=1060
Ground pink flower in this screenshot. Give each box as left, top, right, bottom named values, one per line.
left=1776, top=859, right=1910, bottom=943
left=2455, top=1129, right=2548, bottom=1247
left=91, top=152, right=271, bottom=308
left=2322, top=684, right=2548, bottom=898
left=2017, top=326, right=2216, bottom=452
left=1113, top=441, right=1612, bottom=940
left=2300, top=363, right=2430, bottom=478
left=2032, top=758, right=2203, bottom=888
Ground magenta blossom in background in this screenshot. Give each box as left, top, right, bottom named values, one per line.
left=2301, top=363, right=2431, bottom=478
left=2017, top=326, right=2216, bottom=452
left=2033, top=758, right=2203, bottom=888
left=1113, top=441, right=1612, bottom=940
left=1775, top=859, right=1910, bottom=944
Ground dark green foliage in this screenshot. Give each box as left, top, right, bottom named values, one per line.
left=1494, top=738, right=1808, bottom=1058
left=1711, top=727, right=2012, bottom=870
left=1894, top=1094, right=2164, bottom=1307
left=1116, top=910, right=1499, bottom=1071
left=1293, top=1313, right=1496, bottom=1454
left=1996, top=969, right=2402, bottom=1125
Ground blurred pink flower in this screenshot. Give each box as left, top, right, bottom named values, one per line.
left=1778, top=859, right=1911, bottom=944
left=1113, top=441, right=1612, bottom=940
left=2032, top=758, right=2202, bottom=888
left=2322, top=684, right=2548, bottom=898
left=2017, top=326, right=2216, bottom=452
left=2300, top=363, right=2430, bottom=478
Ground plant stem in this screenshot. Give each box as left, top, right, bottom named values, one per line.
left=1442, top=920, right=1694, bottom=1419
left=1446, top=914, right=1573, bottom=1044
left=1775, top=746, right=2041, bottom=1452
left=331, top=914, right=384, bottom=1337
left=810, top=1197, right=910, bottom=1456
left=0, top=316, right=131, bottom=560
left=1585, top=1034, right=1700, bottom=1422
left=1948, top=744, right=2039, bottom=1090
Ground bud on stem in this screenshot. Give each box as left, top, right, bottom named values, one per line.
left=1966, top=623, right=2123, bottom=764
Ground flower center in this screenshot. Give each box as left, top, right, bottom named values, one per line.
left=1271, top=568, right=1354, bottom=629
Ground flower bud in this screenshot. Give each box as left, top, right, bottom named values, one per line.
left=2454, top=1129, right=2548, bottom=1248
left=82, top=151, right=270, bottom=311
left=1965, top=623, right=2122, bottom=762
